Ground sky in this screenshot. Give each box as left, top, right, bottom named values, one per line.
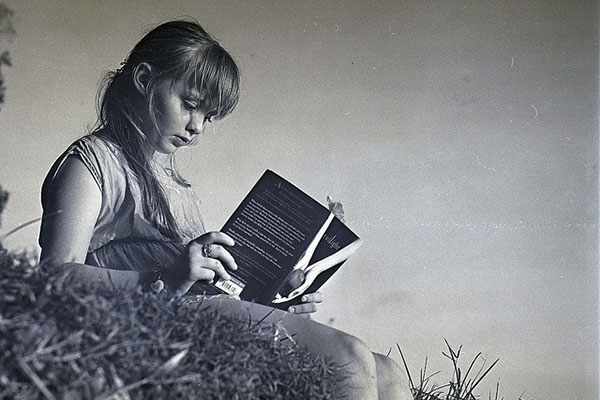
left=0, top=1, right=598, bottom=399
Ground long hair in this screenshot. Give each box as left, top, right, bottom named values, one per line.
left=93, top=19, right=240, bottom=241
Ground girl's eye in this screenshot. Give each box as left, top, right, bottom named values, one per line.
left=204, top=112, right=216, bottom=123
left=183, top=101, right=197, bottom=111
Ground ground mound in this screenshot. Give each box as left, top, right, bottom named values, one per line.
left=0, top=250, right=341, bottom=400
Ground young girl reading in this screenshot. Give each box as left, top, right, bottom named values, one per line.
left=38, top=19, right=411, bottom=400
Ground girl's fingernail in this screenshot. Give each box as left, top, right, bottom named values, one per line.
left=301, top=296, right=308, bottom=302
left=289, top=307, right=295, bottom=313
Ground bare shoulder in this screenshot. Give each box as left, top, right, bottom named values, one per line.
left=45, top=155, right=101, bottom=207
left=39, top=155, right=102, bottom=265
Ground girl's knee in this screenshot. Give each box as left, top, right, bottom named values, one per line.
left=374, top=353, right=402, bottom=376
left=335, top=333, right=377, bottom=373
left=374, top=353, right=413, bottom=400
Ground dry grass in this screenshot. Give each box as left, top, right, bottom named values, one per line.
left=0, top=249, right=343, bottom=399
left=397, top=341, right=533, bottom=400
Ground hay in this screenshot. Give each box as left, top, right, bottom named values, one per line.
left=0, top=250, right=342, bottom=400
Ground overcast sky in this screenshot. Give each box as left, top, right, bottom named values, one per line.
left=0, top=1, right=598, bottom=399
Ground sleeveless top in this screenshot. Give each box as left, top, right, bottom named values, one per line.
left=40, top=133, right=206, bottom=272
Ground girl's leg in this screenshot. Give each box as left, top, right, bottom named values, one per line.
left=280, top=312, right=380, bottom=399
left=198, top=296, right=380, bottom=400
left=373, top=353, right=413, bottom=400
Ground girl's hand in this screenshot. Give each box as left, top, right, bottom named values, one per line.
left=164, top=231, right=238, bottom=296
left=282, top=269, right=324, bottom=318
left=288, top=292, right=324, bottom=318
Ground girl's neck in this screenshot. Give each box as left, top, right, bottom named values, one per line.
left=138, top=138, right=171, bottom=168
left=148, top=153, right=177, bottom=180
left=151, top=151, right=171, bottom=166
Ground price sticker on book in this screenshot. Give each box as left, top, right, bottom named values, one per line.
left=214, top=275, right=246, bottom=296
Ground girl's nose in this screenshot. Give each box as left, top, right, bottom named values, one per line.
left=186, top=112, right=205, bottom=135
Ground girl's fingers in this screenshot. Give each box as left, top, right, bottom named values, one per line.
left=287, top=292, right=325, bottom=315
left=191, top=231, right=235, bottom=247
left=288, top=302, right=318, bottom=315
left=186, top=233, right=238, bottom=280
left=300, top=292, right=324, bottom=304
left=194, top=267, right=216, bottom=282
left=193, top=258, right=230, bottom=282
left=202, top=244, right=238, bottom=271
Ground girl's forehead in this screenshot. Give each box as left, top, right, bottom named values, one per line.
left=169, top=78, right=209, bottom=100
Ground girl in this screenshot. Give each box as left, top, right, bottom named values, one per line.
left=38, top=19, right=411, bottom=400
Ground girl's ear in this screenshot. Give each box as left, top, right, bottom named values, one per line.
left=133, top=62, right=153, bottom=95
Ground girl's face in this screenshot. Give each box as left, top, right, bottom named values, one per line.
left=142, top=78, right=217, bottom=155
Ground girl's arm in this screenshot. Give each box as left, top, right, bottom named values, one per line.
left=38, top=157, right=326, bottom=311
left=38, top=156, right=236, bottom=295
left=39, top=156, right=142, bottom=290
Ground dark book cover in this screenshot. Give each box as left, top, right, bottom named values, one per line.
left=193, top=170, right=361, bottom=307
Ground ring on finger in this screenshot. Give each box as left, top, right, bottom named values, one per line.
left=202, top=244, right=213, bottom=258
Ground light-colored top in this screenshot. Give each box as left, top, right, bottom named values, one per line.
left=40, top=133, right=206, bottom=272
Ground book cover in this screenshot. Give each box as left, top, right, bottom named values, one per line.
left=193, top=170, right=361, bottom=308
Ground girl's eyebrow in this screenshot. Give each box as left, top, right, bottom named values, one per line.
left=182, top=90, right=217, bottom=113
left=182, top=89, right=200, bottom=99
left=183, top=90, right=211, bottom=105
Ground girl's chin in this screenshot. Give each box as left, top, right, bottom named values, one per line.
left=169, top=136, right=192, bottom=149
left=146, top=145, right=178, bottom=156
left=161, top=146, right=179, bottom=155
left=156, top=140, right=183, bottom=154
left=145, top=137, right=188, bottom=155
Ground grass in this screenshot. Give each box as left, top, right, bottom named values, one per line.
left=397, top=342, right=533, bottom=400
left=0, top=250, right=343, bottom=399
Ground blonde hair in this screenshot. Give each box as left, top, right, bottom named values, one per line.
left=94, top=19, right=240, bottom=241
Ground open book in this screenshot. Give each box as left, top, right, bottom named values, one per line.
left=192, top=170, right=361, bottom=309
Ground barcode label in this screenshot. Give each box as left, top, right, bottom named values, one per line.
left=214, top=276, right=245, bottom=296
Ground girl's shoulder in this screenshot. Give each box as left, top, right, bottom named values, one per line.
left=44, top=131, right=127, bottom=195
left=73, top=131, right=122, bottom=160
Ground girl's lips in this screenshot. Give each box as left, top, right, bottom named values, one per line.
left=174, top=135, right=191, bottom=145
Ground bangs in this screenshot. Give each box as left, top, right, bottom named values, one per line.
left=176, top=46, right=240, bottom=119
